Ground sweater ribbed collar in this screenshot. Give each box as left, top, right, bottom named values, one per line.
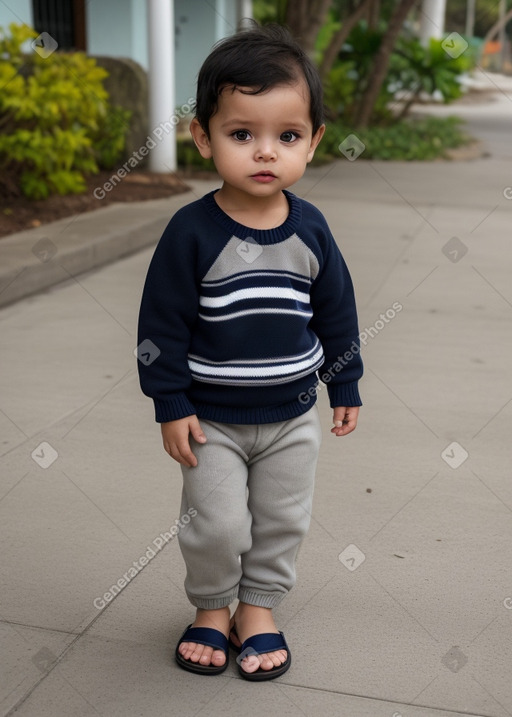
left=202, top=189, right=302, bottom=245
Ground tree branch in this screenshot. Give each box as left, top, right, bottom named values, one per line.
left=319, top=0, right=375, bottom=79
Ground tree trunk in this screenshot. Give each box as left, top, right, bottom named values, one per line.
left=284, top=0, right=333, bottom=53
left=483, top=6, right=512, bottom=45
left=368, top=0, right=380, bottom=29
left=354, top=0, right=418, bottom=127
left=319, top=0, right=375, bottom=80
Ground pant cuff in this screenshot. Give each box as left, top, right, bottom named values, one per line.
left=237, top=587, right=286, bottom=608
left=187, top=589, right=238, bottom=610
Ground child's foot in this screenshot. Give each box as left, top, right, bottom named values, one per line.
left=230, top=603, right=288, bottom=674
left=178, top=606, right=230, bottom=668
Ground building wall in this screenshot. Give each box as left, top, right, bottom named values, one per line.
left=0, top=0, right=246, bottom=109
left=0, top=0, right=33, bottom=30
left=86, top=0, right=148, bottom=71
left=85, top=0, right=241, bottom=106
left=175, top=0, right=239, bottom=106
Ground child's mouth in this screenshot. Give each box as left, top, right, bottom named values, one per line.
left=251, top=172, right=276, bottom=183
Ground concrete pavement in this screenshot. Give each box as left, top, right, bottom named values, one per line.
left=1, top=71, right=512, bottom=716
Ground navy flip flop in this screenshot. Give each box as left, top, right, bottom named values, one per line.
left=175, top=624, right=229, bottom=675
left=229, top=625, right=291, bottom=681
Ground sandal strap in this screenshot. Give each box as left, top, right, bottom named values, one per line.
left=179, top=624, right=229, bottom=655
left=239, top=631, right=288, bottom=656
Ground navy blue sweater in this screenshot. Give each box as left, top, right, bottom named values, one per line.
left=137, top=189, right=363, bottom=424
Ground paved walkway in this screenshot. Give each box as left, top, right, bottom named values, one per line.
left=1, top=71, right=511, bottom=717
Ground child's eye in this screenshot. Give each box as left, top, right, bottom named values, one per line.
left=231, top=130, right=252, bottom=141
left=280, top=131, right=299, bottom=143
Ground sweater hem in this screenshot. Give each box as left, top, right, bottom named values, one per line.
left=193, top=397, right=317, bottom=425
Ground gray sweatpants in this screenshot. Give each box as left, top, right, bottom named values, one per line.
left=178, top=406, right=322, bottom=610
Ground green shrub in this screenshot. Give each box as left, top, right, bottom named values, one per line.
left=91, top=105, right=132, bottom=170
left=389, top=36, right=474, bottom=117
left=0, top=23, right=130, bottom=199
left=316, top=116, right=473, bottom=162
left=177, top=137, right=215, bottom=171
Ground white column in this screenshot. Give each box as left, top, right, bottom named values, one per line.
left=147, top=0, right=176, bottom=172
left=216, top=0, right=227, bottom=41
left=239, top=0, right=253, bottom=26
left=465, top=0, right=476, bottom=37
left=419, top=0, right=447, bottom=46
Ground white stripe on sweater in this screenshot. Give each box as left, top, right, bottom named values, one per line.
left=199, top=286, right=310, bottom=308
left=198, top=307, right=313, bottom=322
left=188, top=345, right=324, bottom=379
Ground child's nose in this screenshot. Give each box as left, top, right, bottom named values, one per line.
left=255, top=140, right=277, bottom=161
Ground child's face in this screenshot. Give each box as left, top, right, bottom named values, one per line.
left=190, top=79, right=324, bottom=199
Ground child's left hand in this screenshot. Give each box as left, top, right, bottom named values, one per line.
left=331, top=406, right=359, bottom=436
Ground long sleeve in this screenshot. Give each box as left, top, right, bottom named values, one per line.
left=137, top=214, right=200, bottom=422
left=308, top=227, right=363, bottom=408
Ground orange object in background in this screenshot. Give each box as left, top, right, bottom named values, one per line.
left=484, top=40, right=501, bottom=54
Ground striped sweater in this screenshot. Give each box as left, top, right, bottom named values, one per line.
left=137, top=189, right=363, bottom=424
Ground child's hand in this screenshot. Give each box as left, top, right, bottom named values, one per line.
left=331, top=406, right=359, bottom=437
left=161, top=415, right=207, bottom=468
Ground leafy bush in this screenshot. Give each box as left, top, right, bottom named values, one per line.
left=0, top=23, right=130, bottom=199
left=316, top=116, right=473, bottom=162
left=177, top=137, right=215, bottom=172
left=91, top=105, right=132, bottom=170
left=323, top=22, right=476, bottom=126
left=389, top=37, right=474, bottom=117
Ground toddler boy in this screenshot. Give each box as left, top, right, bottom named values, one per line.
left=137, top=22, right=363, bottom=681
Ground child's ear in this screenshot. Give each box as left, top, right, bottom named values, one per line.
left=306, top=124, right=326, bottom=163
left=189, top=118, right=213, bottom=159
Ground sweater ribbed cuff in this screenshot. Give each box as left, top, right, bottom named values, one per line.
left=327, top=381, right=362, bottom=408
left=153, top=393, right=196, bottom=422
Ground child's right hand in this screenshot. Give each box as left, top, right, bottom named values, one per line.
left=161, top=415, right=207, bottom=468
